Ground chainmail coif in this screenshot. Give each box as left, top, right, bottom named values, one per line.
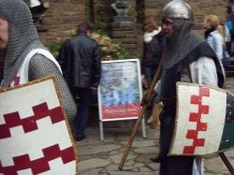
left=163, top=19, right=205, bottom=69
left=0, top=0, right=45, bottom=87
left=0, top=0, right=77, bottom=122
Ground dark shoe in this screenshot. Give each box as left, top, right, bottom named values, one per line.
left=74, top=135, right=86, bottom=141
left=150, top=156, right=161, bottom=163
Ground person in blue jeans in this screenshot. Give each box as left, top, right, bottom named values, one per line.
left=64, top=22, right=101, bottom=141
left=73, top=87, right=93, bottom=141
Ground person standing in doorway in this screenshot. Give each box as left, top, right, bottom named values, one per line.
left=29, top=0, right=47, bottom=15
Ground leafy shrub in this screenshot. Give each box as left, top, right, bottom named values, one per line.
left=48, top=29, right=129, bottom=60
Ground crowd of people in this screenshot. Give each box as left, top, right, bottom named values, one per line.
left=0, top=0, right=231, bottom=174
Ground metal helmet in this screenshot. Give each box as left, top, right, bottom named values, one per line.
left=162, top=0, right=193, bottom=21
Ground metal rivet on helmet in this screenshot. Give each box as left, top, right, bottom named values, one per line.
left=162, top=0, right=193, bottom=20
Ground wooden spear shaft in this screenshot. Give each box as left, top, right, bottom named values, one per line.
left=118, top=51, right=165, bottom=170
left=219, top=152, right=234, bottom=174
left=118, top=104, right=147, bottom=170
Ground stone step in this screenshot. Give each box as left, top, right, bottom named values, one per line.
left=226, top=71, right=234, bottom=77
left=225, top=58, right=234, bottom=77
left=229, top=59, right=234, bottom=64
left=226, top=64, right=234, bottom=71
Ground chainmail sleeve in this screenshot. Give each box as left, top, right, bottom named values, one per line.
left=28, top=53, right=77, bottom=124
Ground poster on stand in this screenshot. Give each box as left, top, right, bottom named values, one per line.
left=98, top=59, right=143, bottom=121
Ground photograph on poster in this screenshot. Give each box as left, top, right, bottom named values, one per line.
left=98, top=59, right=142, bottom=121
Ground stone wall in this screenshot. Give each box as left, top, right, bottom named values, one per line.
left=144, top=0, right=228, bottom=33
left=37, top=0, right=229, bottom=58
left=37, top=0, right=86, bottom=46
left=135, top=0, right=228, bottom=57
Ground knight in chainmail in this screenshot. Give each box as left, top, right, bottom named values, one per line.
left=0, top=0, right=76, bottom=123
left=154, top=1, right=224, bottom=175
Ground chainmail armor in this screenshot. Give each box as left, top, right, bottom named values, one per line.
left=0, top=0, right=45, bottom=87
left=29, top=54, right=77, bottom=122
left=163, top=19, right=204, bottom=69
left=0, top=0, right=76, bottom=122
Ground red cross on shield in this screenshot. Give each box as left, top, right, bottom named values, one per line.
left=0, top=76, right=77, bottom=174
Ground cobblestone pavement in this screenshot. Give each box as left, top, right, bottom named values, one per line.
left=75, top=78, right=234, bottom=175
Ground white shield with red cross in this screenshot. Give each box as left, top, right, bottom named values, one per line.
left=169, top=82, right=234, bottom=156
left=0, top=76, right=77, bottom=174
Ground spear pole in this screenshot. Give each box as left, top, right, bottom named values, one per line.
left=118, top=50, right=165, bottom=170
left=219, top=152, right=234, bottom=174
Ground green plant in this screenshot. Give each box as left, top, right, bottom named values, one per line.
left=48, top=29, right=129, bottom=60
left=48, top=29, right=76, bottom=57
left=90, top=29, right=129, bottom=60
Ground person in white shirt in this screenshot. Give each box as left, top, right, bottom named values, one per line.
left=29, top=0, right=47, bottom=16
left=203, top=15, right=226, bottom=78
left=30, top=0, right=41, bottom=7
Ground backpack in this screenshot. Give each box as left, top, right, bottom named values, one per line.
left=222, top=47, right=230, bottom=70
left=226, top=15, right=234, bottom=40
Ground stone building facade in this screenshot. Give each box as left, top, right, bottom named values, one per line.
left=38, top=0, right=229, bottom=58
left=36, top=0, right=86, bottom=46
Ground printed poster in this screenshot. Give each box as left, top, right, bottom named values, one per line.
left=98, top=59, right=143, bottom=121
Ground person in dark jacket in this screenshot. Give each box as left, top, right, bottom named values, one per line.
left=141, top=16, right=166, bottom=163
left=29, top=0, right=47, bottom=15
left=141, top=16, right=166, bottom=89
left=67, top=22, right=102, bottom=141
left=57, top=39, right=72, bottom=84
